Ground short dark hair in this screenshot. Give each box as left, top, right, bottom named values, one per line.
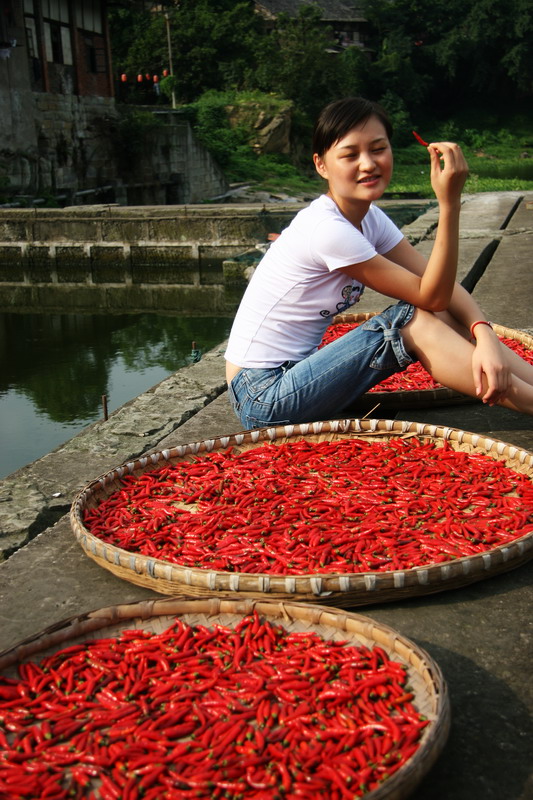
left=312, top=97, right=393, bottom=157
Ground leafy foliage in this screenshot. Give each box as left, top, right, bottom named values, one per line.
left=107, top=0, right=533, bottom=195
left=361, top=0, right=533, bottom=114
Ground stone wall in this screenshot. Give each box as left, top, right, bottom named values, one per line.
left=0, top=202, right=302, bottom=312
left=0, top=93, right=228, bottom=206
left=33, top=93, right=118, bottom=198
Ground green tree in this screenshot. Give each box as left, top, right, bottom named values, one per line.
left=254, top=6, right=352, bottom=121
left=362, top=0, right=533, bottom=115
left=109, top=0, right=262, bottom=102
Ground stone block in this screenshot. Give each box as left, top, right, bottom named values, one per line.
left=104, top=285, right=154, bottom=311
left=0, top=247, right=24, bottom=281
left=33, top=219, right=100, bottom=242
left=222, top=259, right=254, bottom=287
left=0, top=284, right=34, bottom=310
left=209, top=215, right=271, bottom=243
left=506, top=191, right=533, bottom=229
left=130, top=246, right=197, bottom=284
left=0, top=220, right=28, bottom=242
left=91, top=246, right=129, bottom=284
left=149, top=216, right=209, bottom=243
left=35, top=284, right=108, bottom=311
left=459, top=192, right=523, bottom=233
left=25, top=246, right=53, bottom=282
left=474, top=231, right=533, bottom=329
left=100, top=219, right=150, bottom=243
left=198, top=246, right=242, bottom=284
left=56, top=246, right=90, bottom=283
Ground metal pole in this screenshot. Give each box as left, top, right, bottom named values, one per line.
left=164, top=12, right=177, bottom=109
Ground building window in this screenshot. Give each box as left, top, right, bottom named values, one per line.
left=25, top=17, right=38, bottom=58
left=41, top=0, right=73, bottom=65
left=85, top=34, right=106, bottom=73
left=43, top=20, right=72, bottom=64
left=42, top=0, right=70, bottom=24
left=75, top=0, right=102, bottom=34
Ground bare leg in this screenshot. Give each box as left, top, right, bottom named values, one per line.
left=401, top=309, right=533, bottom=416
left=434, top=308, right=533, bottom=384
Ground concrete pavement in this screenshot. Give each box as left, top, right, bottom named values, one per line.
left=0, top=192, right=532, bottom=800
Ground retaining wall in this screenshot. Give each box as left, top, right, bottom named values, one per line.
left=0, top=203, right=303, bottom=311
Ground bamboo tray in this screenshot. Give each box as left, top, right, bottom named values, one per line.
left=0, top=597, right=451, bottom=800
left=331, top=313, right=533, bottom=409
left=70, top=418, right=533, bottom=607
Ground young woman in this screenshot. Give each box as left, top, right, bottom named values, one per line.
left=225, top=96, right=533, bottom=429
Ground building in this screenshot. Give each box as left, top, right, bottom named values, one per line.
left=0, top=1, right=227, bottom=205
left=22, top=0, right=114, bottom=97
left=254, top=0, right=369, bottom=53
left=0, top=1, right=117, bottom=202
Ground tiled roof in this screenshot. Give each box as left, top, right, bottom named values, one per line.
left=255, top=1, right=364, bottom=22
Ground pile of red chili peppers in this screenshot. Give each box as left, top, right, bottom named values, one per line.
left=319, top=325, right=533, bottom=393
left=83, top=438, right=533, bottom=575
left=0, top=611, right=428, bottom=799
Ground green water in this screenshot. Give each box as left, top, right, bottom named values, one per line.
left=0, top=203, right=429, bottom=479
left=0, top=312, right=233, bottom=479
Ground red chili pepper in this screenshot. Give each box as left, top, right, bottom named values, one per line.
left=82, top=436, right=533, bottom=580
left=412, top=130, right=429, bottom=147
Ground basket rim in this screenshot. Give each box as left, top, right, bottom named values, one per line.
left=70, top=417, right=533, bottom=603
left=333, top=312, right=533, bottom=347
left=0, top=597, right=451, bottom=800
left=331, top=314, right=533, bottom=404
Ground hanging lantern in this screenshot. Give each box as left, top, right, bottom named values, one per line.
left=120, top=73, right=127, bottom=82
left=145, top=73, right=151, bottom=81
left=153, top=75, right=159, bottom=83
left=137, top=74, right=143, bottom=82
left=162, top=68, right=169, bottom=77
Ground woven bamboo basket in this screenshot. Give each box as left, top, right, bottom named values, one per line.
left=70, top=417, right=533, bottom=607
left=332, top=313, right=533, bottom=409
left=0, top=596, right=450, bottom=800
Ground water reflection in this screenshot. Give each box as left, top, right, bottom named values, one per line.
left=0, top=312, right=233, bottom=478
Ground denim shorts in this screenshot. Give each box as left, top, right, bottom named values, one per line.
left=228, top=301, right=416, bottom=429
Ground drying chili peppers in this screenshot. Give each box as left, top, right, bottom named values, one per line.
left=83, top=437, right=533, bottom=576
left=319, top=325, right=533, bottom=394
left=0, top=611, right=428, bottom=799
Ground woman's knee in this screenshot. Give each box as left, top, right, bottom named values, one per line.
left=401, top=308, right=442, bottom=353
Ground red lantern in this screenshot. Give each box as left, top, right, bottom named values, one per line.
left=120, top=73, right=127, bottom=82
left=163, top=68, right=169, bottom=77
left=145, top=73, right=151, bottom=80
left=153, top=75, right=159, bottom=83
left=137, top=74, right=143, bottom=82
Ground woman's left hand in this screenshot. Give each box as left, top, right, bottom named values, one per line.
left=428, top=141, right=469, bottom=206
left=471, top=334, right=512, bottom=405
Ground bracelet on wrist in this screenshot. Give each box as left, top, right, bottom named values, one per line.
left=470, top=320, right=493, bottom=340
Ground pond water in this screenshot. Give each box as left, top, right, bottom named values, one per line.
left=0, top=312, right=233, bottom=479
left=0, top=203, right=430, bottom=480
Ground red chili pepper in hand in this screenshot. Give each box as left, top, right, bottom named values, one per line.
left=412, top=130, right=429, bottom=147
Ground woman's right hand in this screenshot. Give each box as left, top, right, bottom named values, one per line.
left=427, top=142, right=469, bottom=205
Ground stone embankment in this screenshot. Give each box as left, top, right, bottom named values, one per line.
left=0, top=203, right=302, bottom=313
left=0, top=192, right=532, bottom=800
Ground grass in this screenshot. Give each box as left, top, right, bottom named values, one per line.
left=230, top=116, right=533, bottom=198
left=389, top=145, right=533, bottom=196
left=231, top=148, right=533, bottom=199
left=227, top=146, right=533, bottom=199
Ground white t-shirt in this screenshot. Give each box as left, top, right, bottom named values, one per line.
left=225, top=194, right=404, bottom=368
